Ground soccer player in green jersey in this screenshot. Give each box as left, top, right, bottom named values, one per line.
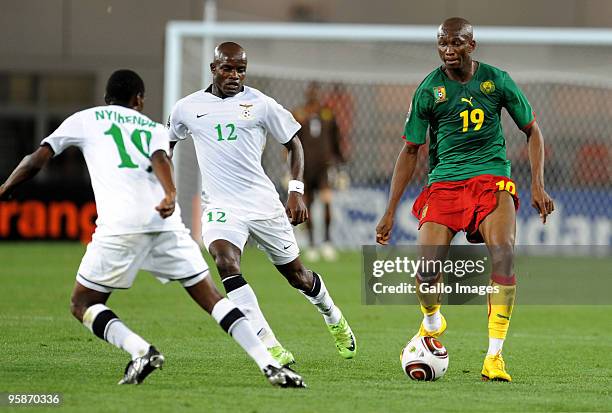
left=376, top=17, right=555, bottom=381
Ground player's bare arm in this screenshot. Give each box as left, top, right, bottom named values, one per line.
left=150, top=149, right=177, bottom=219
left=0, top=144, right=54, bottom=199
left=376, top=143, right=420, bottom=244
left=525, top=121, right=554, bottom=223
left=284, top=136, right=308, bottom=225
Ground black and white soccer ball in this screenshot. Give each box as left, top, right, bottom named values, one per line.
left=400, top=336, right=449, bottom=381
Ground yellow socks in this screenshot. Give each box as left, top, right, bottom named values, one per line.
left=487, top=274, right=516, bottom=355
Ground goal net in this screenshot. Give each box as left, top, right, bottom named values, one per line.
left=165, top=23, right=612, bottom=247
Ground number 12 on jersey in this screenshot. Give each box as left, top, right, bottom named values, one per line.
left=206, top=210, right=227, bottom=223
left=215, top=123, right=238, bottom=141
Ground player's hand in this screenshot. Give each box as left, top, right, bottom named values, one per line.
left=286, top=192, right=308, bottom=226
left=156, top=194, right=176, bottom=219
left=531, top=184, right=554, bottom=224
left=376, top=212, right=394, bottom=245
left=0, top=184, right=12, bottom=200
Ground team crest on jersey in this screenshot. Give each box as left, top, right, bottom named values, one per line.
left=480, top=80, right=496, bottom=94
left=239, top=104, right=254, bottom=120
left=433, top=86, right=447, bottom=103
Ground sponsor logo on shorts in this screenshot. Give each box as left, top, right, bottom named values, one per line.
left=421, top=204, right=429, bottom=220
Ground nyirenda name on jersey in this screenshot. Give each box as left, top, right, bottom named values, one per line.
left=94, top=109, right=157, bottom=128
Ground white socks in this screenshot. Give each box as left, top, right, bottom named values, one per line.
left=487, top=337, right=504, bottom=356
left=211, top=298, right=279, bottom=370
left=301, top=272, right=342, bottom=325
left=226, top=283, right=280, bottom=349
left=82, top=300, right=280, bottom=371
left=106, top=321, right=150, bottom=360
left=423, top=310, right=442, bottom=332
left=82, top=304, right=150, bottom=360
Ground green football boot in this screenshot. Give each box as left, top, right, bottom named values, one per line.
left=327, top=315, right=357, bottom=359
left=268, top=345, right=296, bottom=367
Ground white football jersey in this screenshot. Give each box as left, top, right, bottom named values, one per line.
left=42, top=105, right=186, bottom=236
left=169, top=86, right=301, bottom=219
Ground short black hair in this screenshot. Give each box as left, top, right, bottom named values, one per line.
left=104, top=69, right=145, bottom=105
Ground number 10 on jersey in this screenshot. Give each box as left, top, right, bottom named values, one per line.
left=104, top=123, right=152, bottom=169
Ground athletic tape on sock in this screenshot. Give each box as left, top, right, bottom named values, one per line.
left=82, top=303, right=108, bottom=331
left=211, top=298, right=246, bottom=334
left=83, top=304, right=119, bottom=340
left=222, top=274, right=248, bottom=293
left=303, top=271, right=322, bottom=297
left=220, top=309, right=245, bottom=334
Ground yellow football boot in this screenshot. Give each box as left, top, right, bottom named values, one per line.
left=481, top=352, right=512, bottom=382
left=411, top=314, right=447, bottom=341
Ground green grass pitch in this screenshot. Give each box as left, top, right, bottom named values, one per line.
left=1, top=242, right=611, bottom=412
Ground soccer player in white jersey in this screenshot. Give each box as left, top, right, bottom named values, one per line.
left=169, top=42, right=356, bottom=366
left=0, top=70, right=304, bottom=387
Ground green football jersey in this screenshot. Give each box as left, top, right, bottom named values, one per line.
left=403, top=62, right=535, bottom=184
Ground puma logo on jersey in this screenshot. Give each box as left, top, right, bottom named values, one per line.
left=461, top=97, right=474, bottom=107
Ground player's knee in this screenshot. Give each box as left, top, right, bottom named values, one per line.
left=214, top=254, right=241, bottom=276
left=69, top=299, right=87, bottom=321
left=489, top=241, right=515, bottom=273
left=416, top=271, right=440, bottom=284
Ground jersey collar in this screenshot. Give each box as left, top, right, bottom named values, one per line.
left=438, top=61, right=481, bottom=85
left=203, top=84, right=246, bottom=100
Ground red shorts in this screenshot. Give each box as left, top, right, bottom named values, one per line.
left=412, top=174, right=520, bottom=243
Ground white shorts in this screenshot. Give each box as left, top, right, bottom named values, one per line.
left=77, top=230, right=208, bottom=293
left=201, top=208, right=300, bottom=265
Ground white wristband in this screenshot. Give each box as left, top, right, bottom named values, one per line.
left=288, top=180, right=304, bottom=195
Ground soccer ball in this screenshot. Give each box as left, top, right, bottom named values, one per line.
left=400, top=336, right=449, bottom=381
